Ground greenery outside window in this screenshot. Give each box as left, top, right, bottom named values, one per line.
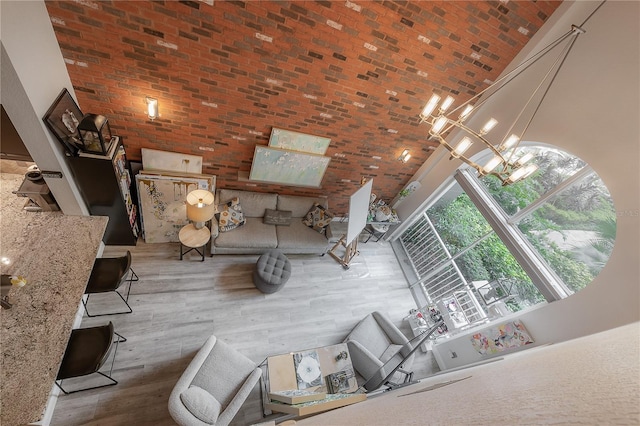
left=395, top=145, right=616, bottom=326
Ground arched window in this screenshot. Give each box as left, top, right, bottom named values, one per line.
left=395, top=144, right=616, bottom=328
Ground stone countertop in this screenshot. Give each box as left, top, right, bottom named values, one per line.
left=0, top=173, right=108, bottom=425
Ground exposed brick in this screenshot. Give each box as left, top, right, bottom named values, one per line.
left=45, top=0, right=561, bottom=213
left=143, top=27, right=164, bottom=38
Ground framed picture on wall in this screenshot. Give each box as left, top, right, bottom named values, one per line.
left=42, top=88, right=84, bottom=155
left=268, top=128, right=331, bottom=155
left=249, top=146, right=330, bottom=188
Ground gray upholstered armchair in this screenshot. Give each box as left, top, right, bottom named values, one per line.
left=344, top=311, right=414, bottom=391
left=168, top=335, right=262, bottom=426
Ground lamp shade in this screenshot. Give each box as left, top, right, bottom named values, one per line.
left=186, top=189, right=215, bottom=224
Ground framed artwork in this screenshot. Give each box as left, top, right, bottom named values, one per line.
left=249, top=146, right=330, bottom=188
left=136, top=171, right=215, bottom=243
left=42, top=88, right=84, bottom=155
left=141, top=148, right=203, bottom=174
left=469, top=320, right=534, bottom=355
left=268, top=127, right=331, bottom=155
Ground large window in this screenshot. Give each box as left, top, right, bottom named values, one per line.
left=395, top=145, right=616, bottom=329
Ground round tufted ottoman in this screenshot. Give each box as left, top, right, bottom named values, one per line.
left=253, top=249, right=292, bottom=294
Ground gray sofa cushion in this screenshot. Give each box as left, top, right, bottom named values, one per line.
left=277, top=194, right=328, bottom=217
left=180, top=386, right=221, bottom=424
left=191, top=339, right=256, bottom=409
left=218, top=189, right=277, bottom=218
left=213, top=218, right=277, bottom=249
left=276, top=221, right=330, bottom=251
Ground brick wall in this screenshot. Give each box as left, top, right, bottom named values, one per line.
left=45, top=0, right=560, bottom=214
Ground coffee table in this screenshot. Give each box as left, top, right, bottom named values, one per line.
left=261, top=343, right=365, bottom=416
left=179, top=224, right=210, bottom=261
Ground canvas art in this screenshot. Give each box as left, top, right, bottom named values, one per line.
left=268, top=128, right=331, bottom=155
left=469, top=320, right=534, bottom=355
left=136, top=172, right=215, bottom=243
left=141, top=148, right=203, bottom=174
left=249, top=146, right=330, bottom=188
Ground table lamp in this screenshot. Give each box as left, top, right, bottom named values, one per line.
left=186, top=189, right=215, bottom=229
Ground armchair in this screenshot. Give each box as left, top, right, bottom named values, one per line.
left=169, top=335, right=262, bottom=426
left=343, top=311, right=414, bottom=392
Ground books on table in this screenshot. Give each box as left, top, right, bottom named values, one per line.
left=268, top=389, right=326, bottom=405
left=266, top=392, right=367, bottom=416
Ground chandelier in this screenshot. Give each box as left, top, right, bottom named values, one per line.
left=419, top=24, right=586, bottom=186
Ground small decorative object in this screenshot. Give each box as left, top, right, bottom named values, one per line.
left=325, top=370, right=353, bottom=394
left=375, top=205, right=392, bottom=221
left=42, top=88, right=84, bottom=155
left=77, top=113, right=114, bottom=155
left=335, top=351, right=348, bottom=361
left=10, top=275, right=27, bottom=287
left=1, top=274, right=27, bottom=309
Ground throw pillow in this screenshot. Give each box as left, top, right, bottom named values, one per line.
left=302, top=203, right=334, bottom=234
left=180, top=385, right=221, bottom=424
left=264, top=209, right=292, bottom=226
left=216, top=197, right=246, bottom=232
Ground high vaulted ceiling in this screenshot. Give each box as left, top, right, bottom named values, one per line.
left=45, top=0, right=561, bottom=213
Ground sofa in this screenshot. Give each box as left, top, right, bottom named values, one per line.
left=210, top=189, right=332, bottom=255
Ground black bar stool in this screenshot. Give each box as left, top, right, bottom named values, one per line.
left=83, top=251, right=139, bottom=317
left=55, top=322, right=126, bottom=394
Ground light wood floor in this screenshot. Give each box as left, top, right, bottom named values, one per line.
left=50, top=238, right=439, bottom=425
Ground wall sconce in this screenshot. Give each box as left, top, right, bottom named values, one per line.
left=146, top=96, right=158, bottom=121
left=398, top=149, right=411, bottom=163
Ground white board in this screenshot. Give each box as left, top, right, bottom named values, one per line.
left=346, top=179, right=373, bottom=245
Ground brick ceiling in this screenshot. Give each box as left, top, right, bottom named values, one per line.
left=45, top=0, right=561, bottom=214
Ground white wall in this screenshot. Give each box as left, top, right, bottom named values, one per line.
left=297, top=322, right=640, bottom=425
left=1, top=1, right=86, bottom=215
left=391, top=0, right=640, bottom=369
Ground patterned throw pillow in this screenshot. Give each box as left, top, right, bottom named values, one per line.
left=216, top=197, right=246, bottom=232
left=302, top=203, right=334, bottom=234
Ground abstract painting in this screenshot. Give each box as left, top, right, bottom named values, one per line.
left=268, top=128, right=331, bottom=155
left=136, top=172, right=215, bottom=243
left=469, top=320, right=534, bottom=355
left=249, top=146, right=330, bottom=188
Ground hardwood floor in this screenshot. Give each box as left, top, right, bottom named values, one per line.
left=50, top=238, right=439, bottom=425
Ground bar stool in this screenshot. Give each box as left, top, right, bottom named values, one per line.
left=55, top=322, right=126, bottom=394
left=83, top=251, right=139, bottom=317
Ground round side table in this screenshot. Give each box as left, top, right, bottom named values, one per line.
left=179, top=224, right=211, bottom=261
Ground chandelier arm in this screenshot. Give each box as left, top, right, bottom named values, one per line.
left=453, top=122, right=507, bottom=160
left=503, top=36, right=581, bottom=165
left=448, top=29, right=576, bottom=118
left=470, top=31, right=576, bottom=113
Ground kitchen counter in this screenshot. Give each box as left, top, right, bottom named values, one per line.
left=0, top=173, right=108, bottom=425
